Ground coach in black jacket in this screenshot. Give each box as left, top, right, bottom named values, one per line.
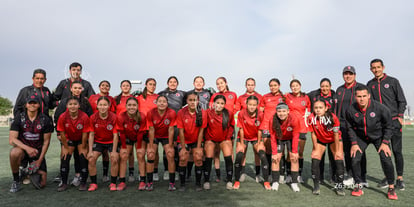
left=345, top=85, right=397, bottom=199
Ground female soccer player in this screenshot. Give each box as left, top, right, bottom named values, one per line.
left=308, top=100, right=345, bottom=196
left=284, top=79, right=311, bottom=183
left=268, top=103, right=301, bottom=192
left=56, top=96, right=91, bottom=191
left=234, top=95, right=270, bottom=190
left=116, top=97, right=147, bottom=191
left=89, top=80, right=116, bottom=113
left=87, top=96, right=119, bottom=191
left=204, top=95, right=235, bottom=190
left=176, top=92, right=206, bottom=191
left=187, top=76, right=212, bottom=110
left=145, top=95, right=177, bottom=191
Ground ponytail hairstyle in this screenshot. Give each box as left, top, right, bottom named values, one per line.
left=217, top=77, right=230, bottom=91
left=187, top=92, right=203, bottom=127
left=290, top=79, right=306, bottom=97
left=269, top=78, right=285, bottom=102
left=143, top=78, right=157, bottom=99
left=115, top=80, right=132, bottom=105
left=126, top=97, right=141, bottom=123
left=246, top=95, right=259, bottom=124
left=272, top=103, right=289, bottom=138
left=314, top=99, right=334, bottom=129
left=213, top=94, right=229, bottom=130
left=166, top=76, right=179, bottom=91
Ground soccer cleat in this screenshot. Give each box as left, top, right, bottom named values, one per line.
left=102, top=175, right=110, bottom=183
left=271, top=182, right=279, bottom=191
left=297, top=176, right=304, bottom=183
left=30, top=173, right=42, bottom=189
left=255, top=175, right=264, bottom=183
left=360, top=181, right=369, bottom=188
left=396, top=179, right=405, bottom=191
left=233, top=181, right=240, bottom=190
left=240, top=173, right=247, bottom=182
left=168, top=183, right=176, bottom=191
left=226, top=182, right=233, bottom=190
left=109, top=183, right=117, bottom=191
left=163, top=171, right=169, bottom=181
left=291, top=183, right=300, bottom=192
left=9, top=181, right=21, bottom=193
left=146, top=182, right=154, bottom=191
left=138, top=181, right=146, bottom=191
left=336, top=187, right=346, bottom=196
left=351, top=186, right=363, bottom=197
left=71, top=175, right=81, bottom=187
left=128, top=175, right=135, bottom=183
left=78, top=183, right=87, bottom=191
left=285, top=175, right=292, bottom=184
left=387, top=188, right=398, bottom=200
left=264, top=182, right=271, bottom=190
left=203, top=182, right=211, bottom=190
left=88, top=183, right=98, bottom=192
left=57, top=183, right=68, bottom=192
left=153, top=173, right=159, bottom=181
left=312, top=185, right=320, bottom=195
left=54, top=173, right=62, bottom=183
left=279, top=175, right=285, bottom=184
left=117, top=182, right=127, bottom=191
left=377, top=178, right=388, bottom=189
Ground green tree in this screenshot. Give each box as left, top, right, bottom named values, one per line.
left=0, top=96, right=13, bottom=115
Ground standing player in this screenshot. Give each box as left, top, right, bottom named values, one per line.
left=56, top=97, right=91, bottom=191
left=176, top=92, right=207, bottom=191
left=204, top=95, right=235, bottom=190
left=367, top=59, right=407, bottom=190
left=234, top=96, right=270, bottom=190
left=284, top=79, right=311, bottom=183
left=87, top=97, right=119, bottom=191
left=89, top=80, right=117, bottom=113
left=187, top=76, right=212, bottom=110
left=345, top=85, right=397, bottom=200
left=9, top=96, right=53, bottom=192
left=308, top=100, right=345, bottom=196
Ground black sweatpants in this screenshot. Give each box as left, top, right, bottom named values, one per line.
left=391, top=119, right=404, bottom=177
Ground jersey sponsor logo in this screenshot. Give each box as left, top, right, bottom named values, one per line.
left=107, top=124, right=113, bottom=130
left=134, top=124, right=140, bottom=130
left=268, top=98, right=271, bottom=102
left=77, top=124, right=83, bottom=130
left=287, top=127, right=293, bottom=131
left=355, top=113, right=359, bottom=118
left=23, top=132, right=40, bottom=141
left=164, top=119, right=170, bottom=125
left=228, top=94, right=234, bottom=99
left=36, top=124, right=42, bottom=130
left=301, top=101, right=306, bottom=106
left=384, top=84, right=389, bottom=89
left=370, top=112, right=376, bottom=117
left=176, top=93, right=180, bottom=97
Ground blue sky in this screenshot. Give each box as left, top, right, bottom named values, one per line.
left=1, top=0, right=413, bottom=114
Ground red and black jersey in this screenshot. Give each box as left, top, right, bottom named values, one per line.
left=176, top=107, right=207, bottom=144
left=147, top=108, right=176, bottom=138
left=186, top=89, right=212, bottom=110
left=264, top=114, right=300, bottom=154
left=54, top=78, right=95, bottom=101
left=307, top=113, right=341, bottom=144
left=237, top=109, right=264, bottom=141
left=235, top=92, right=262, bottom=112
left=57, top=110, right=91, bottom=141
left=158, top=89, right=186, bottom=112
left=205, top=108, right=235, bottom=142
left=285, top=93, right=311, bottom=133
left=11, top=112, right=54, bottom=150
left=90, top=111, right=118, bottom=144
left=137, top=93, right=159, bottom=115
left=116, top=111, right=147, bottom=148
left=307, top=89, right=338, bottom=114
left=335, top=81, right=365, bottom=124
left=114, top=95, right=134, bottom=116
left=13, top=85, right=55, bottom=118
left=367, top=74, right=407, bottom=119
left=209, top=91, right=238, bottom=113
left=89, top=94, right=117, bottom=113
left=259, top=92, right=284, bottom=131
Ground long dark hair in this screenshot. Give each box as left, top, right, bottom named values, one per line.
left=115, top=80, right=131, bottom=104
left=166, top=76, right=178, bottom=91
left=187, top=92, right=203, bottom=127
left=272, top=103, right=288, bottom=138
left=126, top=97, right=141, bottom=123
left=313, top=99, right=334, bottom=129
left=217, top=77, right=230, bottom=91
left=143, top=78, right=156, bottom=99
left=246, top=95, right=259, bottom=124
left=213, top=95, right=229, bottom=130
left=269, top=78, right=285, bottom=101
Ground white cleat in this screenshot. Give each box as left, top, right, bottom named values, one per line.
left=291, top=183, right=300, bottom=192
left=271, top=182, right=279, bottom=191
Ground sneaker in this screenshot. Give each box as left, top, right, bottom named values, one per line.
left=178, top=185, right=186, bottom=192
left=279, top=175, right=285, bottom=184
left=195, top=184, right=203, bottom=192
left=71, top=175, right=81, bottom=187
left=255, top=175, right=264, bottom=183
left=57, top=183, right=68, bottom=192
left=88, top=183, right=98, bottom=192
left=343, top=177, right=354, bottom=187
left=298, top=176, right=304, bottom=183
left=377, top=178, right=388, bottom=189
left=336, top=187, right=346, bottom=196
left=102, top=175, right=110, bottom=183
left=285, top=175, right=292, bottom=184
left=360, top=181, right=369, bottom=188
left=291, top=183, right=300, bottom=192
left=203, top=182, right=211, bottom=190
left=351, top=186, right=363, bottom=197
left=79, top=183, right=87, bottom=191
left=240, top=173, right=247, bottom=182
left=396, top=179, right=405, bottom=191
left=163, top=171, right=169, bottom=181
left=30, top=173, right=42, bottom=189
left=271, top=182, right=279, bottom=191
left=168, top=183, right=176, bottom=191
left=10, top=181, right=21, bottom=193
left=54, top=173, right=62, bottom=183
left=138, top=181, right=146, bottom=191
left=153, top=173, right=159, bottom=181
left=226, top=182, right=233, bottom=190
left=312, top=183, right=320, bottom=195
left=264, top=182, right=271, bottom=190
left=387, top=188, right=398, bottom=200
left=146, top=182, right=154, bottom=191
left=109, top=183, right=117, bottom=191
left=233, top=181, right=240, bottom=190
left=22, top=176, right=31, bottom=185
left=128, top=175, right=135, bottom=183
left=117, top=182, right=127, bottom=191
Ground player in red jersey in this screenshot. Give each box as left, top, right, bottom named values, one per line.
left=267, top=103, right=301, bottom=192
left=88, top=80, right=116, bottom=113
left=116, top=97, right=147, bottom=191
left=284, top=79, right=311, bottom=183
left=176, top=92, right=207, bottom=191
left=56, top=96, right=91, bottom=191
left=233, top=95, right=270, bottom=190
left=308, top=100, right=345, bottom=196
left=204, top=95, right=235, bottom=190
left=145, top=95, right=177, bottom=191
left=259, top=78, right=285, bottom=181
left=87, top=96, right=119, bottom=192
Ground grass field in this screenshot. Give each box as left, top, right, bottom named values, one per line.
left=0, top=126, right=413, bottom=207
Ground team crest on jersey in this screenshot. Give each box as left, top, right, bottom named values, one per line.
left=77, top=124, right=83, bottom=130
left=107, top=124, right=113, bottom=130
left=228, top=94, right=234, bottom=99
left=355, top=113, right=359, bottom=118
left=287, top=127, right=293, bottom=131
left=255, top=120, right=260, bottom=127
left=153, top=100, right=157, bottom=104
left=301, top=101, right=306, bottom=106
left=36, top=124, right=42, bottom=130
left=329, top=99, right=333, bottom=103
left=95, top=124, right=99, bottom=128
left=23, top=124, right=27, bottom=128
left=384, top=84, right=389, bottom=89
left=176, top=93, right=180, bottom=97
left=338, top=92, right=341, bottom=95
left=372, top=85, right=375, bottom=89
left=370, top=112, right=376, bottom=117
left=278, top=98, right=283, bottom=102
left=134, top=124, right=140, bottom=130
left=210, top=119, right=214, bottom=123
left=327, top=127, right=333, bottom=132
left=203, top=94, right=208, bottom=98
left=164, top=119, right=170, bottom=125
left=65, top=123, right=69, bottom=128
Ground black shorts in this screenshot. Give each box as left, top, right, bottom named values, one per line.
left=67, top=140, right=82, bottom=147
left=143, top=137, right=170, bottom=146
left=92, top=142, right=120, bottom=153
left=173, top=126, right=179, bottom=142
left=126, top=138, right=136, bottom=146
left=237, top=138, right=258, bottom=146
left=277, top=139, right=292, bottom=154
left=299, top=133, right=307, bottom=140
left=177, top=142, right=198, bottom=151
left=317, top=139, right=342, bottom=146
left=262, top=130, right=270, bottom=138
left=23, top=151, right=47, bottom=172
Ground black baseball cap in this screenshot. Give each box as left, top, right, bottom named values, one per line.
left=26, top=95, right=40, bottom=104
left=343, top=66, right=356, bottom=74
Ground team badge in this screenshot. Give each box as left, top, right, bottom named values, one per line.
left=185, top=119, right=188, bottom=123
left=23, top=124, right=27, bottom=128
left=228, top=95, right=234, bottom=99
left=210, top=119, right=214, bottom=123
left=287, top=127, right=293, bottom=131
left=278, top=98, right=283, bottom=103
left=255, top=120, right=260, bottom=126
left=203, top=94, right=208, bottom=98
left=134, top=124, right=140, bottom=130
left=268, top=99, right=271, bottom=102
left=372, top=85, right=375, bottom=89
left=370, top=112, right=376, bottom=117
left=36, top=124, right=42, bottom=130
left=329, top=99, right=333, bottom=103
left=355, top=113, right=359, bottom=118
left=77, top=124, right=83, bottom=130
left=301, top=101, right=306, bottom=106
left=164, top=119, right=170, bottom=125
left=65, top=123, right=69, bottom=128
left=124, top=124, right=128, bottom=128
left=244, top=120, right=247, bottom=124
left=338, top=92, right=341, bottom=95
left=384, top=84, right=389, bottom=89
left=107, top=124, right=113, bottom=130
left=95, top=124, right=99, bottom=128
left=176, top=93, right=180, bottom=97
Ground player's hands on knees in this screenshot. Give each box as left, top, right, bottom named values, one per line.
left=87, top=151, right=94, bottom=160
left=61, top=147, right=69, bottom=159
left=350, top=145, right=362, bottom=158
left=335, top=151, right=344, bottom=160
left=378, top=143, right=392, bottom=157
left=236, top=142, right=246, bottom=153
left=25, top=147, right=39, bottom=158
left=272, top=154, right=280, bottom=164
left=179, top=147, right=188, bottom=157
left=290, top=153, right=299, bottom=162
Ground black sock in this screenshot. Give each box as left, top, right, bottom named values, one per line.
left=103, top=161, right=109, bottom=176
left=79, top=154, right=88, bottom=184
left=234, top=152, right=244, bottom=181
left=224, top=156, right=233, bottom=182
left=266, top=154, right=272, bottom=174
left=13, top=172, right=19, bottom=182
left=215, top=168, right=221, bottom=179
left=204, top=158, right=213, bottom=182
left=178, top=166, right=186, bottom=185
left=60, top=154, right=71, bottom=185
left=335, top=160, right=345, bottom=184
left=311, top=158, right=321, bottom=184
left=119, top=177, right=126, bottom=183
left=129, top=167, right=134, bottom=176
left=195, top=166, right=203, bottom=185
left=280, top=155, right=286, bottom=175
left=90, top=175, right=97, bottom=184
left=169, top=173, right=175, bottom=184
left=140, top=176, right=146, bottom=183
left=187, top=162, right=194, bottom=178
left=272, top=171, right=280, bottom=183
left=286, top=161, right=291, bottom=176
left=291, top=171, right=299, bottom=183
left=299, top=158, right=304, bottom=175
left=241, top=166, right=246, bottom=174
left=255, top=165, right=260, bottom=176
left=258, top=150, right=269, bottom=182
left=163, top=151, right=168, bottom=172
left=111, top=176, right=117, bottom=184
left=147, top=173, right=153, bottom=183
left=154, top=168, right=158, bottom=174
left=73, top=150, right=81, bottom=174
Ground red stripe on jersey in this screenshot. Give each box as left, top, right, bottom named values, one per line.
left=137, top=94, right=159, bottom=115
left=90, top=111, right=118, bottom=144
left=237, top=109, right=264, bottom=141
left=205, top=108, right=235, bottom=142
left=147, top=108, right=176, bottom=138
left=209, top=91, right=238, bottom=113
left=176, top=107, right=207, bottom=144
left=57, top=110, right=91, bottom=141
